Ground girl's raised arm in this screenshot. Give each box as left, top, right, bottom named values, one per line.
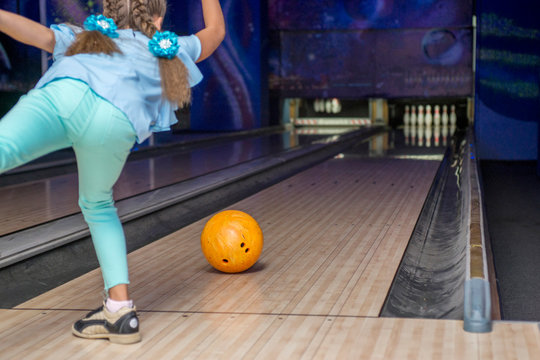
left=195, top=0, right=225, bottom=62
left=0, top=9, right=55, bottom=53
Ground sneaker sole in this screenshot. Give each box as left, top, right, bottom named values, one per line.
left=72, top=326, right=142, bottom=344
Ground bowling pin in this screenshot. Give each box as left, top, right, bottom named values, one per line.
left=336, top=99, right=342, bottom=113
left=331, top=98, right=341, bottom=113
left=325, top=99, right=332, bottom=113
left=403, top=105, right=410, bottom=126
left=442, top=105, right=449, bottom=126
left=442, top=125, right=448, bottom=146
left=418, top=124, right=424, bottom=147
left=425, top=104, right=432, bottom=127
left=410, top=124, right=417, bottom=146
left=410, top=105, right=417, bottom=126
left=318, top=99, right=324, bottom=113
left=433, top=105, right=441, bottom=127
left=450, top=104, right=457, bottom=126
left=434, top=125, right=440, bottom=146
left=404, top=124, right=410, bottom=145
left=425, top=126, right=432, bottom=147
left=313, top=99, right=319, bottom=112
left=417, top=105, right=424, bottom=127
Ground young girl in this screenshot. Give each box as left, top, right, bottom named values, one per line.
left=0, top=0, right=225, bottom=344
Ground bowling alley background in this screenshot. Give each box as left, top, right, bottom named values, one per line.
left=0, top=0, right=538, bottom=162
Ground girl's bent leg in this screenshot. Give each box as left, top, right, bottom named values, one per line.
left=72, top=97, right=136, bottom=293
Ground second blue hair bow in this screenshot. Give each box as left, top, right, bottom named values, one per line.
left=148, top=31, right=180, bottom=59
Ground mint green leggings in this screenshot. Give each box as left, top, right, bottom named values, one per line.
left=0, top=79, right=137, bottom=291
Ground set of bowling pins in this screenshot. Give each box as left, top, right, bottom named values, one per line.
left=403, top=104, right=457, bottom=127
left=313, top=98, right=342, bottom=114
left=403, top=123, right=455, bottom=147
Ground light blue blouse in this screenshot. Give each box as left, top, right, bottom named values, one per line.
left=35, top=24, right=203, bottom=143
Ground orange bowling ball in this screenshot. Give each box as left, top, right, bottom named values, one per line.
left=201, top=210, right=263, bottom=273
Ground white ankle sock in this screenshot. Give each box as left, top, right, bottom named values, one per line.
left=106, top=298, right=134, bottom=313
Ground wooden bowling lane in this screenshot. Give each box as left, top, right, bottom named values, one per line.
left=17, top=156, right=436, bottom=313
left=7, top=155, right=540, bottom=358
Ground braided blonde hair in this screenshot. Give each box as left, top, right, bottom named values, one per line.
left=66, top=0, right=191, bottom=107
left=103, top=0, right=130, bottom=29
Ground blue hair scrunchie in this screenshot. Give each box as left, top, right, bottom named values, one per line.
left=84, top=14, right=119, bottom=38
left=148, top=31, right=180, bottom=59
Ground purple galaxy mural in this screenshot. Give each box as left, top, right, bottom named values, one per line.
left=270, top=0, right=471, bottom=30
left=269, top=0, right=473, bottom=99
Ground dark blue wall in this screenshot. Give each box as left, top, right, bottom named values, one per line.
left=475, top=1, right=540, bottom=160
